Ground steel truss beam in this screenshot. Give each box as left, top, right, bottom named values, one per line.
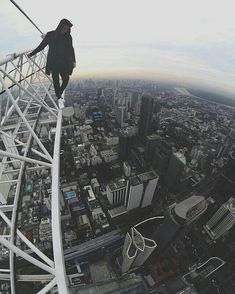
left=0, top=49, right=69, bottom=293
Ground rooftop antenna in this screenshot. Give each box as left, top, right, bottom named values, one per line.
left=9, top=0, right=44, bottom=36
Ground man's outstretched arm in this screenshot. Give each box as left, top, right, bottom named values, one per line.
left=28, top=33, right=49, bottom=57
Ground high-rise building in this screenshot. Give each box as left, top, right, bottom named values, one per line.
left=97, top=88, right=103, bottom=100
left=116, top=106, right=126, bottom=127
left=106, top=171, right=158, bottom=211
left=125, top=177, right=143, bottom=210
left=222, top=126, right=235, bottom=157
left=123, top=161, right=131, bottom=177
left=131, top=92, right=139, bottom=109
left=204, top=197, right=235, bottom=240
left=145, top=134, right=160, bottom=163
left=119, top=130, right=134, bottom=161
left=165, top=152, right=186, bottom=190
left=138, top=94, right=154, bottom=141
left=212, top=151, right=235, bottom=203
left=152, top=140, right=172, bottom=176
left=139, top=171, right=159, bottom=208
left=121, top=229, right=141, bottom=273
left=125, top=170, right=159, bottom=210
left=106, top=179, right=127, bottom=206
left=122, top=217, right=163, bottom=273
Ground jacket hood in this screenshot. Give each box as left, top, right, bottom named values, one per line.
left=55, top=18, right=73, bottom=32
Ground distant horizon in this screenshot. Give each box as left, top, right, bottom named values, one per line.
left=70, top=74, right=235, bottom=101
left=1, top=0, right=235, bottom=99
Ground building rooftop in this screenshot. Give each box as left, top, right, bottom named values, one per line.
left=138, top=170, right=158, bottom=182
left=174, top=152, right=186, bottom=165
left=174, top=195, right=207, bottom=221
left=129, top=176, right=141, bottom=186
left=119, top=126, right=137, bottom=137
left=64, top=190, right=76, bottom=200
left=108, top=205, right=128, bottom=218
left=147, top=134, right=160, bottom=140
left=107, top=179, right=126, bottom=192
left=83, top=185, right=96, bottom=202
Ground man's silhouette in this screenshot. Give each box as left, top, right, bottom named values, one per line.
left=28, top=18, right=76, bottom=108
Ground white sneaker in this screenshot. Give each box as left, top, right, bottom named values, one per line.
left=58, top=98, right=65, bottom=109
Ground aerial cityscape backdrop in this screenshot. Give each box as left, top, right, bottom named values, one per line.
left=1, top=0, right=235, bottom=97
left=0, top=1, right=235, bottom=293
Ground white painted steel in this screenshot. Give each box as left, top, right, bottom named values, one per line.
left=0, top=76, right=53, bottom=162
left=0, top=269, right=11, bottom=273
left=0, top=205, right=14, bottom=212
left=2, top=165, right=50, bottom=175
left=0, top=130, right=50, bottom=160
left=0, top=237, right=55, bottom=275
left=0, top=49, right=33, bottom=66
left=37, top=278, right=57, bottom=294
left=0, top=210, right=54, bottom=268
left=0, top=68, right=57, bottom=119
left=0, top=49, right=69, bottom=293
left=8, top=117, right=38, bottom=294
left=0, top=274, right=53, bottom=282
left=0, top=150, right=52, bottom=168
left=51, top=99, right=69, bottom=293
left=9, top=59, right=58, bottom=114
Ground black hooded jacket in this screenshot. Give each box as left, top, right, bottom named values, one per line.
left=29, top=19, right=76, bottom=75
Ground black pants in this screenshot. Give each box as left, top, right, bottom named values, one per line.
left=51, top=69, right=70, bottom=98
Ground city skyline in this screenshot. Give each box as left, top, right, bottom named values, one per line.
left=1, top=0, right=235, bottom=97
left=0, top=44, right=235, bottom=292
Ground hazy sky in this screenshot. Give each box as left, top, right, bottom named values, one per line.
left=1, top=0, right=235, bottom=96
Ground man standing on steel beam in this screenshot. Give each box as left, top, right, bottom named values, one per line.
left=28, top=18, right=76, bottom=109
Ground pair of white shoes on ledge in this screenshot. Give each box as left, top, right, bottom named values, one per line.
left=58, top=97, right=65, bottom=109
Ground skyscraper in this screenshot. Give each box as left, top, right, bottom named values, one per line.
left=138, top=94, right=154, bottom=141
left=125, top=176, right=143, bottom=211
left=131, top=92, right=139, bottom=109
left=165, top=152, right=186, bottom=191
left=213, top=151, right=235, bottom=203
left=204, top=197, right=235, bottom=240
left=97, top=88, right=103, bottom=100
left=106, top=179, right=127, bottom=206
left=145, top=134, right=160, bottom=163
left=152, top=140, right=172, bottom=176
left=106, top=171, right=158, bottom=211
left=125, top=171, right=159, bottom=210
left=138, top=171, right=159, bottom=208
left=118, top=127, right=137, bottom=161
left=122, top=217, right=163, bottom=273
left=222, top=125, right=235, bottom=156
left=116, top=106, right=126, bottom=127
left=119, top=131, right=134, bottom=161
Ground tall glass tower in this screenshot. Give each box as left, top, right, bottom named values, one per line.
left=138, top=94, right=154, bottom=141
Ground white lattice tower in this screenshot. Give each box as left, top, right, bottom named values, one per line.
left=0, top=50, right=69, bottom=293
